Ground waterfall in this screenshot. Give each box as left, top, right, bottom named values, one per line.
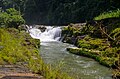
left=29, top=26, right=62, bottom=42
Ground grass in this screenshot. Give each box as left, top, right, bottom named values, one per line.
left=0, top=28, right=73, bottom=79
left=0, top=28, right=41, bottom=64
left=94, top=9, right=120, bottom=20
left=67, top=47, right=119, bottom=67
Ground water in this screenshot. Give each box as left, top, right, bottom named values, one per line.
left=29, top=26, right=112, bottom=79
left=29, top=26, right=61, bottom=42
left=40, top=42, right=112, bottom=79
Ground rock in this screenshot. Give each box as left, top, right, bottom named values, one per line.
left=34, top=25, right=46, bottom=32
left=38, top=26, right=46, bottom=32
left=0, top=65, right=44, bottom=79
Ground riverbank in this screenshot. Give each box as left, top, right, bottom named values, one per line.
left=62, top=18, right=120, bottom=78
left=0, top=28, right=73, bottom=79
left=0, top=28, right=42, bottom=78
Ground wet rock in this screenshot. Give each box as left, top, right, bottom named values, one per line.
left=38, top=26, right=46, bottom=32
left=34, top=25, right=46, bottom=32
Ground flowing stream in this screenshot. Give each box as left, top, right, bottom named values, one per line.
left=29, top=26, right=112, bottom=79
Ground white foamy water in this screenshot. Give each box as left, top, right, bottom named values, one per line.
left=29, top=26, right=61, bottom=42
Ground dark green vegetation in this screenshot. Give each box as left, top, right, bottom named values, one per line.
left=62, top=10, right=120, bottom=78
left=0, top=28, right=73, bottom=79
left=0, top=0, right=120, bottom=25
left=0, top=8, right=25, bottom=28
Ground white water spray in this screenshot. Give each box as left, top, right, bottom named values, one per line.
left=29, top=26, right=62, bottom=42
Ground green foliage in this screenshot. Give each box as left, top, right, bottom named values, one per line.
left=62, top=24, right=82, bottom=37
left=0, top=8, right=25, bottom=28
left=81, top=25, right=99, bottom=36
left=0, top=28, right=73, bottom=79
left=110, top=27, right=120, bottom=40
left=62, top=18, right=120, bottom=78
left=28, top=58, right=73, bottom=79
left=0, top=28, right=35, bottom=64
left=77, top=36, right=109, bottom=50
left=94, top=9, right=120, bottom=20
left=67, top=46, right=119, bottom=68
left=1, top=0, right=27, bottom=13
left=46, top=0, right=120, bottom=25
left=6, top=8, right=20, bottom=15
left=1, top=0, right=120, bottom=25
left=67, top=34, right=119, bottom=78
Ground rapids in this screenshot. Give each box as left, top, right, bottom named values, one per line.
left=29, top=26, right=112, bottom=79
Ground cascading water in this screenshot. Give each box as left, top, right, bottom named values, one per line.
left=29, top=26, right=112, bottom=79
left=29, top=26, right=61, bottom=42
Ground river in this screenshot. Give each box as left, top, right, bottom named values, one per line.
left=29, top=26, right=112, bottom=79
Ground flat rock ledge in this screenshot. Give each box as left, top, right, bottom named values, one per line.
left=0, top=65, right=43, bottom=79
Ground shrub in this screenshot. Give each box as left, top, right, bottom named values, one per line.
left=0, top=8, right=25, bottom=28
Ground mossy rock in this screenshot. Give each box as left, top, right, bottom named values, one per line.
left=67, top=47, right=117, bottom=67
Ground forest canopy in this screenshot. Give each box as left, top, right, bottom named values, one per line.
left=0, top=0, right=120, bottom=25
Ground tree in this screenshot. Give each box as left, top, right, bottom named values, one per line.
left=0, top=8, right=25, bottom=28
